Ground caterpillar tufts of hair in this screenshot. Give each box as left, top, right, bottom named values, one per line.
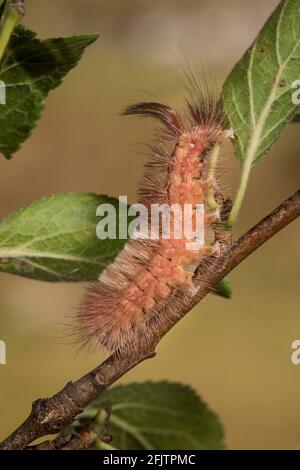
left=78, top=81, right=234, bottom=354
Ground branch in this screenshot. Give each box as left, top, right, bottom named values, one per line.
left=29, top=426, right=97, bottom=451
left=1, top=189, right=299, bottom=450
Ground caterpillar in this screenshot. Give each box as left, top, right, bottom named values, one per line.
left=79, top=81, right=233, bottom=353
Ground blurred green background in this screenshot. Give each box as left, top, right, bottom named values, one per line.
left=0, top=0, right=299, bottom=449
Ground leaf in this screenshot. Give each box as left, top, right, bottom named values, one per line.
left=222, top=0, right=300, bottom=164
left=0, top=193, right=127, bottom=282
left=214, top=278, right=232, bottom=299
left=71, top=382, right=224, bottom=450
left=0, top=25, right=99, bottom=158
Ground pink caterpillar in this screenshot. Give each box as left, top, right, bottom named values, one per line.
left=79, top=84, right=232, bottom=352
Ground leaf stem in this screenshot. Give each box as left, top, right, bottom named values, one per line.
left=207, top=143, right=221, bottom=210
left=0, top=1, right=24, bottom=63
left=228, top=100, right=266, bottom=227
left=228, top=153, right=252, bottom=226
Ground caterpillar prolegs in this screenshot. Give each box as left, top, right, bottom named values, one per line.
left=79, top=87, right=233, bottom=353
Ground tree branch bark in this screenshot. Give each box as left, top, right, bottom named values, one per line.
left=1, top=189, right=299, bottom=450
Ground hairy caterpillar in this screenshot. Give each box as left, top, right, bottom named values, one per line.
left=79, top=81, right=233, bottom=353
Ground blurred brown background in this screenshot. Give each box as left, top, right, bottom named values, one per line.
left=0, top=0, right=299, bottom=449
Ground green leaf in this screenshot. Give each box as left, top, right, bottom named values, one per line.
left=0, top=25, right=98, bottom=158
left=72, top=382, right=224, bottom=450
left=222, top=0, right=300, bottom=164
left=214, top=278, right=232, bottom=299
left=0, top=193, right=126, bottom=282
